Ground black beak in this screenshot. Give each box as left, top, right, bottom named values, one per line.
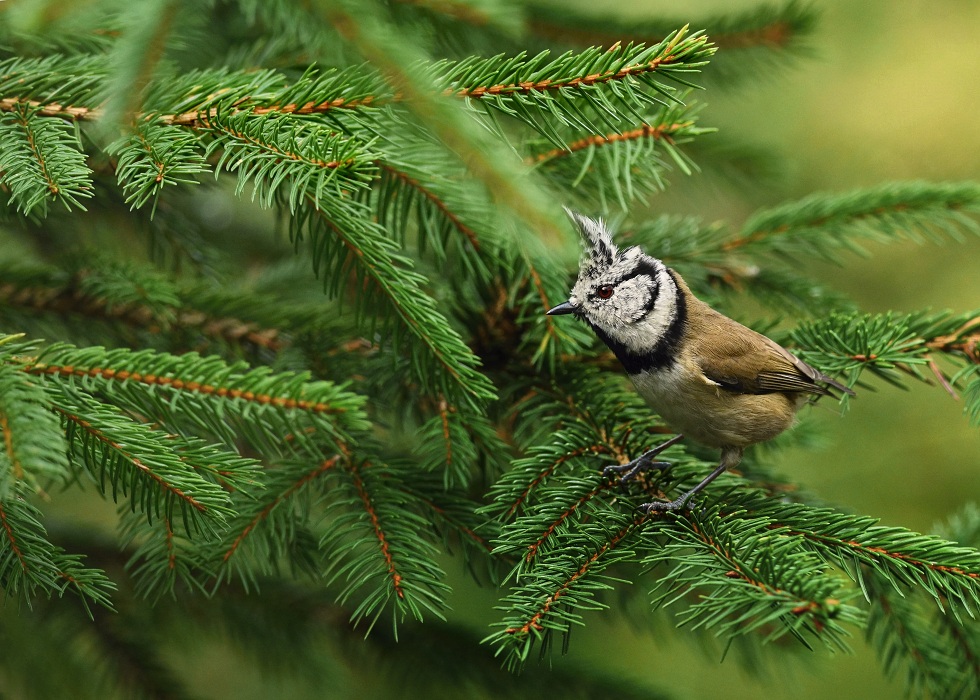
left=546, top=301, right=578, bottom=316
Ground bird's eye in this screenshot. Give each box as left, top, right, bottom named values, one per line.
left=596, top=285, right=614, bottom=300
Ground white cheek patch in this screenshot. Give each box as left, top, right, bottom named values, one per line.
left=606, top=267, right=677, bottom=354
left=611, top=280, right=651, bottom=323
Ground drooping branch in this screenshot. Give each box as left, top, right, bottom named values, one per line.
left=55, top=407, right=209, bottom=514
left=221, top=456, right=341, bottom=564
left=505, top=517, right=645, bottom=636
left=524, top=480, right=617, bottom=563
left=347, top=460, right=405, bottom=599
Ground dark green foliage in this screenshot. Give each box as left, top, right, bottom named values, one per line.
left=0, top=481, right=115, bottom=611
left=0, top=104, right=92, bottom=215
left=0, top=1, right=977, bottom=699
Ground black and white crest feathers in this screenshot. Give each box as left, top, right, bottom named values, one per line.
left=564, top=207, right=617, bottom=269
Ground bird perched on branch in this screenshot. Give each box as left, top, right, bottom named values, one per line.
left=547, top=211, right=854, bottom=512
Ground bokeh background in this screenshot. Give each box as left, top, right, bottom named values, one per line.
left=3, top=2, right=977, bottom=698
left=539, top=0, right=980, bottom=698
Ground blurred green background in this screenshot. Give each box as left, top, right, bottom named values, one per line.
left=5, top=2, right=977, bottom=698
left=544, top=1, right=980, bottom=698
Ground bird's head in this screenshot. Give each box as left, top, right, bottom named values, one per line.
left=547, top=211, right=681, bottom=356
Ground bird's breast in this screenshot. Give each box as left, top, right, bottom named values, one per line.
left=629, top=364, right=799, bottom=449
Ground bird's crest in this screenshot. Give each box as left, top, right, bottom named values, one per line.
left=563, top=208, right=617, bottom=270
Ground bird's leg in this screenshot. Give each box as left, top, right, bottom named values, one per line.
left=603, top=434, right=684, bottom=486
left=640, top=446, right=742, bottom=513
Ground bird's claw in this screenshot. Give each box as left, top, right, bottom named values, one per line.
left=603, top=459, right=671, bottom=487
left=638, top=498, right=687, bottom=514
left=639, top=496, right=705, bottom=517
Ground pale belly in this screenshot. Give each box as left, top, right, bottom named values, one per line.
left=630, top=365, right=801, bottom=449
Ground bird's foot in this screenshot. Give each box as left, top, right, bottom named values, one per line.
left=603, top=456, right=671, bottom=487
left=638, top=496, right=690, bottom=514
left=637, top=458, right=732, bottom=515
left=602, top=435, right=683, bottom=488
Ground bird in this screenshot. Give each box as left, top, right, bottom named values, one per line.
left=546, top=211, right=854, bottom=513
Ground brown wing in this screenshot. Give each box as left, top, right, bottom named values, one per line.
left=691, top=309, right=854, bottom=397
left=759, top=334, right=855, bottom=396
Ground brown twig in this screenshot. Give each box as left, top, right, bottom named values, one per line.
left=452, top=43, right=701, bottom=99
left=222, top=456, right=340, bottom=562
left=348, top=460, right=405, bottom=598
left=0, top=501, right=28, bottom=573
left=54, top=407, right=208, bottom=513
left=21, top=362, right=347, bottom=415
left=528, top=121, right=693, bottom=164
left=506, top=516, right=645, bottom=635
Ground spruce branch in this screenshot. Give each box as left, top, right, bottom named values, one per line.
left=0, top=103, right=93, bottom=215
left=325, top=0, right=574, bottom=268
left=106, top=121, right=210, bottom=212
left=0, top=361, right=70, bottom=499
left=211, top=455, right=342, bottom=590
left=400, top=477, right=497, bottom=563
left=377, top=161, right=482, bottom=251
left=444, top=33, right=712, bottom=99
left=728, top=181, right=980, bottom=261
left=202, top=110, right=378, bottom=211
left=482, top=425, right=614, bottom=522
left=53, top=386, right=239, bottom=532
left=432, top=29, right=715, bottom=147
left=487, top=510, right=644, bottom=668
left=412, top=398, right=506, bottom=489
left=14, top=342, right=369, bottom=458
left=0, top=258, right=336, bottom=356
left=0, top=55, right=108, bottom=120
left=368, top=121, right=495, bottom=273
left=866, top=580, right=962, bottom=700
left=323, top=457, right=451, bottom=631
left=792, top=309, right=980, bottom=409
left=348, top=460, right=407, bottom=601
left=526, top=0, right=816, bottom=83
left=122, top=513, right=202, bottom=601
left=294, top=201, right=497, bottom=407
left=2, top=37, right=712, bottom=148
left=0, top=259, right=181, bottom=340
left=864, top=505, right=980, bottom=700
left=528, top=118, right=696, bottom=167
left=0, top=483, right=115, bottom=611
left=644, top=508, right=861, bottom=651
left=727, top=495, right=980, bottom=618
left=526, top=99, right=710, bottom=209
left=515, top=475, right=620, bottom=566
